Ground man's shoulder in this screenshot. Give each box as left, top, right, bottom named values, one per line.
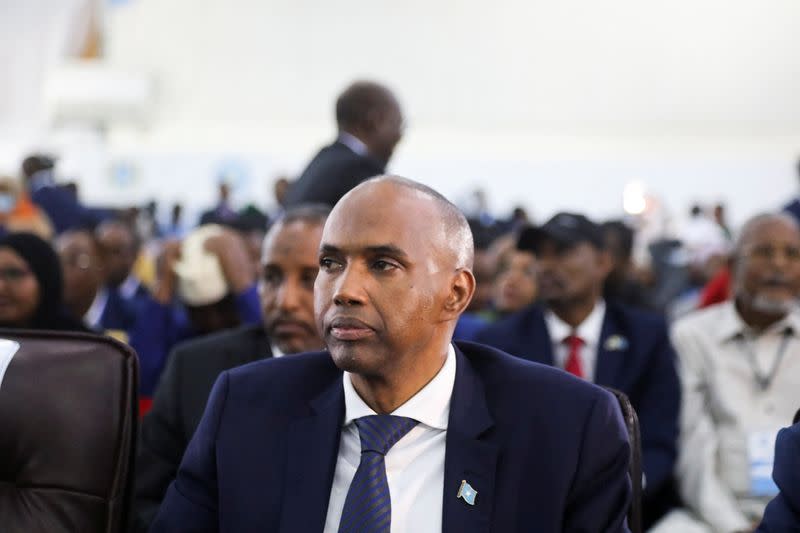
left=475, top=305, right=544, bottom=340
left=671, top=301, right=732, bottom=338
left=170, top=324, right=266, bottom=363
left=605, top=301, right=668, bottom=335
left=457, top=341, right=611, bottom=407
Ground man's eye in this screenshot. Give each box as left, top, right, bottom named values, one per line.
left=263, top=271, right=282, bottom=285
left=372, top=260, right=397, bottom=272
left=320, top=258, right=341, bottom=270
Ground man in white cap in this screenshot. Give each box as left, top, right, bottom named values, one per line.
left=128, top=225, right=260, bottom=414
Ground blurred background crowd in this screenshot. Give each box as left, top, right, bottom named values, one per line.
left=2, top=1, right=800, bottom=533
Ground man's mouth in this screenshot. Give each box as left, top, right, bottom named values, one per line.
left=328, top=317, right=375, bottom=341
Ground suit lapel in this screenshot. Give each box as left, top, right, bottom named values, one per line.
left=443, top=347, right=497, bottom=533
left=527, top=307, right=555, bottom=366
left=279, top=377, right=344, bottom=532
left=594, top=306, right=627, bottom=387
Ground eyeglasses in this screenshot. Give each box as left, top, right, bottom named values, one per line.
left=0, top=266, right=33, bottom=283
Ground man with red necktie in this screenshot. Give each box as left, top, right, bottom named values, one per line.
left=477, top=212, right=681, bottom=528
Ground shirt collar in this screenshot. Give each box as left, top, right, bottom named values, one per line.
left=342, top=343, right=456, bottom=431
left=545, top=300, right=606, bottom=345
left=118, top=274, right=141, bottom=300
left=270, top=342, right=285, bottom=359
left=716, top=300, right=800, bottom=343
left=84, top=288, right=110, bottom=330
left=337, top=132, right=370, bottom=157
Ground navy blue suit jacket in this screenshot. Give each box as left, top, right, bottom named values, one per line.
left=29, top=185, right=108, bottom=234
left=475, top=303, right=680, bottom=502
left=757, top=422, right=800, bottom=532
left=151, top=342, right=632, bottom=532
left=98, top=289, right=138, bottom=332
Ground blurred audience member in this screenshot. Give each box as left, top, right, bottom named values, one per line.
left=683, top=204, right=730, bottom=270
left=128, top=225, right=260, bottom=409
left=467, top=248, right=495, bottom=313
left=697, top=261, right=732, bottom=309
left=163, top=203, right=186, bottom=239
left=56, top=229, right=136, bottom=337
left=0, top=233, right=87, bottom=331
left=0, top=176, right=53, bottom=239
left=491, top=242, right=538, bottom=317
left=714, top=203, right=732, bottom=240
left=662, top=213, right=800, bottom=533
left=21, top=154, right=109, bottom=234
left=96, top=219, right=150, bottom=312
left=284, top=80, right=404, bottom=207
left=602, top=219, right=652, bottom=309
left=133, top=204, right=328, bottom=532
left=273, top=175, right=291, bottom=209
left=477, top=212, right=681, bottom=527
left=200, top=181, right=239, bottom=226
left=782, top=158, right=800, bottom=226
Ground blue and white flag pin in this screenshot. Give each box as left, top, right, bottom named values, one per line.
left=457, top=480, right=478, bottom=506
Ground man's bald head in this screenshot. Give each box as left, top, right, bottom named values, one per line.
left=341, top=175, right=474, bottom=271
left=316, top=175, right=476, bottom=386
left=736, top=213, right=799, bottom=254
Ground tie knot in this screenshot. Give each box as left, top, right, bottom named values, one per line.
left=355, top=415, right=418, bottom=456
left=564, top=334, right=585, bottom=349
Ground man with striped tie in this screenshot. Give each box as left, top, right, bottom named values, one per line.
left=152, top=176, right=632, bottom=532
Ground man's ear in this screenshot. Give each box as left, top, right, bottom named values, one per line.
left=596, top=249, right=613, bottom=281
left=442, top=269, right=476, bottom=320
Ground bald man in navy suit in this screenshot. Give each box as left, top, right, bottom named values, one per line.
left=152, top=177, right=632, bottom=532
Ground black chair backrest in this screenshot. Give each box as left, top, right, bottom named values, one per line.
left=0, top=329, right=138, bottom=533
left=602, top=386, right=643, bottom=533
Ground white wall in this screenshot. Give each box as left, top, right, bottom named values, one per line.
left=5, top=0, right=800, bottom=228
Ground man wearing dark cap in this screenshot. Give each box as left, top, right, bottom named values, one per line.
left=284, top=81, right=404, bottom=208
left=477, top=212, right=681, bottom=527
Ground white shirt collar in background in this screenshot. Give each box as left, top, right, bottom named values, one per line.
left=337, top=132, right=369, bottom=158
left=119, top=274, right=141, bottom=300
left=545, top=300, right=606, bottom=382
left=84, top=288, right=110, bottom=331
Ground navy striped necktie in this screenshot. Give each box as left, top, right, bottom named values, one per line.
left=338, top=415, right=418, bottom=533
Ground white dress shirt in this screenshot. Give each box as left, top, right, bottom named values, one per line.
left=84, top=288, right=110, bottom=331
left=323, top=344, right=456, bottom=533
left=544, top=300, right=606, bottom=382
left=119, top=274, right=142, bottom=300
left=672, top=301, right=800, bottom=533
left=270, top=343, right=285, bottom=359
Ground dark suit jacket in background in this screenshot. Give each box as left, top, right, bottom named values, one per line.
left=284, top=141, right=385, bottom=207
left=151, top=342, right=632, bottom=532
left=757, top=422, right=800, bottom=533
left=29, top=184, right=108, bottom=234
left=475, top=302, right=681, bottom=522
left=133, top=324, right=272, bottom=532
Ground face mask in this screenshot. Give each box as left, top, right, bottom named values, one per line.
left=0, top=194, right=16, bottom=214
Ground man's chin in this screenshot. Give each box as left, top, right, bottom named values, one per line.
left=751, top=295, right=797, bottom=316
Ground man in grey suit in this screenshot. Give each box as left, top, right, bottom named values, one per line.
left=133, top=204, right=329, bottom=531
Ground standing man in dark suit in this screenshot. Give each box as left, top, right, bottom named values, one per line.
left=133, top=204, right=329, bottom=531
left=284, top=81, right=404, bottom=207
left=476, top=213, right=681, bottom=528
left=152, top=177, right=632, bottom=532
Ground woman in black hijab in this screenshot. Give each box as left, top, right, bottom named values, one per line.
left=0, top=232, right=87, bottom=331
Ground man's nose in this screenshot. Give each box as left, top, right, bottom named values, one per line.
left=276, top=279, right=302, bottom=311
left=332, top=264, right=367, bottom=307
